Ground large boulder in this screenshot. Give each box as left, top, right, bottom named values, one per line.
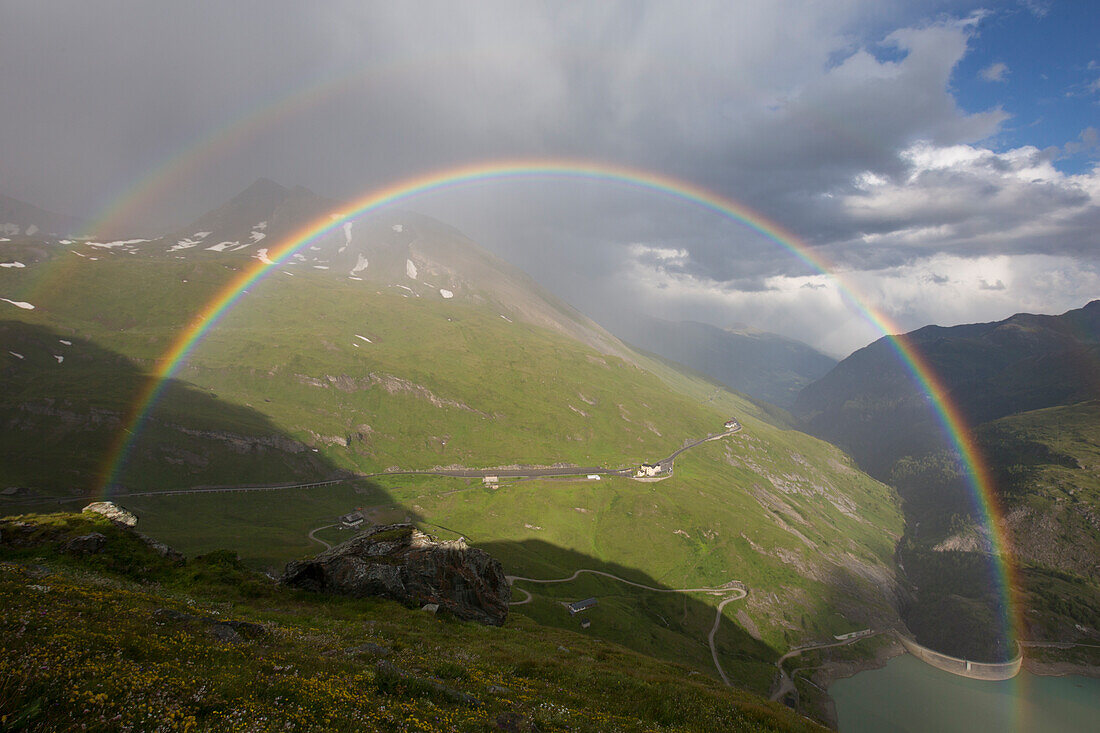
left=82, top=501, right=138, bottom=528
left=282, top=524, right=510, bottom=626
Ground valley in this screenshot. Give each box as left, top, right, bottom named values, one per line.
left=1, top=194, right=908, bottom=724
left=4, top=179, right=1098, bottom=729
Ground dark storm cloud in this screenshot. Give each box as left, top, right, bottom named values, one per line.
left=2, top=1, right=1098, bottom=352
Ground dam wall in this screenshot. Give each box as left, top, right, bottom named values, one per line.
left=896, top=633, right=1022, bottom=681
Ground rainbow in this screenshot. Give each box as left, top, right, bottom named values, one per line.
left=98, top=158, right=1019, bottom=651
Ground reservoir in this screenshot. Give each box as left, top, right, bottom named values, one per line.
left=831, top=653, right=1100, bottom=732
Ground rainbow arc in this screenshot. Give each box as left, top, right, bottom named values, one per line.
left=96, top=158, right=1019, bottom=657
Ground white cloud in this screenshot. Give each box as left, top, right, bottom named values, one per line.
left=835, top=140, right=1098, bottom=262
left=622, top=249, right=1100, bottom=357
left=979, top=62, right=1009, bottom=82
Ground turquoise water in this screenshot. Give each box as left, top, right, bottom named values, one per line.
left=830, top=653, right=1100, bottom=732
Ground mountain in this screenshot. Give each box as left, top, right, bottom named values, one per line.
left=793, top=302, right=1100, bottom=659
left=2, top=181, right=910, bottom=722
left=794, top=300, right=1100, bottom=480
left=0, top=192, right=84, bottom=237
left=607, top=315, right=837, bottom=408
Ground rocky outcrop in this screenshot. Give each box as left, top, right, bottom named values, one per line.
left=65, top=532, right=106, bottom=554
left=83, top=501, right=138, bottom=528
left=281, top=524, right=510, bottom=626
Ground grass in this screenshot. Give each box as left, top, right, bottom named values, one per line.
left=1, top=245, right=907, bottom=716
left=0, top=512, right=824, bottom=732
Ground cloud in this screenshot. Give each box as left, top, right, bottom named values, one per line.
left=613, top=250, right=1100, bottom=356
left=2, top=3, right=1098, bottom=356
left=1020, top=0, right=1051, bottom=18
left=980, top=62, right=1009, bottom=82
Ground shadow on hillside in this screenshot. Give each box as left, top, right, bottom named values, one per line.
left=0, top=320, right=339, bottom=496
left=477, top=538, right=778, bottom=683
left=1, top=320, right=779, bottom=686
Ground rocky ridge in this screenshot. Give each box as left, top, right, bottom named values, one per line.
left=282, top=523, right=511, bottom=626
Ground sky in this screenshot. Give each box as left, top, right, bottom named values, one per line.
left=1, top=0, right=1097, bottom=356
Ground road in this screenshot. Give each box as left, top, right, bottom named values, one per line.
left=307, top=524, right=336, bottom=550
left=507, top=568, right=747, bottom=685
left=24, top=425, right=742, bottom=505
left=653, top=426, right=740, bottom=475
left=770, top=631, right=880, bottom=703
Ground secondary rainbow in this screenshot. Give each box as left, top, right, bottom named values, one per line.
left=98, top=158, right=1020, bottom=648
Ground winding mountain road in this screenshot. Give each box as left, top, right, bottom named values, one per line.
left=307, top=524, right=336, bottom=550
left=507, top=569, right=747, bottom=685
left=770, top=631, right=881, bottom=702
left=28, top=426, right=744, bottom=507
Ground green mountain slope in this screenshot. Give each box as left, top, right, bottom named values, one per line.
left=792, top=302, right=1100, bottom=660
left=793, top=300, right=1100, bottom=479
left=2, top=198, right=905, bottom=720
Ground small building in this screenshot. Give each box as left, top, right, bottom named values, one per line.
left=724, top=418, right=740, bottom=430
left=339, top=512, right=364, bottom=528
left=636, top=463, right=661, bottom=478
left=586, top=474, right=601, bottom=481
left=482, top=476, right=499, bottom=486
left=566, top=597, right=598, bottom=616
left=580, top=618, right=591, bottom=629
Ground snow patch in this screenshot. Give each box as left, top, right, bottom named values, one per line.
left=355, top=334, right=373, bottom=344
left=59, top=239, right=72, bottom=244
left=313, top=265, right=329, bottom=270
left=1, top=298, right=34, bottom=310
left=281, top=271, right=295, bottom=276
left=0, top=261, right=25, bottom=268
left=206, top=241, right=236, bottom=252
left=168, top=239, right=200, bottom=251
left=405, top=259, right=418, bottom=279
left=349, top=276, right=363, bottom=281
left=340, top=222, right=354, bottom=253
left=59, top=339, right=72, bottom=345
left=350, top=253, right=369, bottom=276
left=500, top=314, right=513, bottom=323
left=53, top=355, right=64, bottom=364
left=87, top=239, right=148, bottom=249
left=8, top=352, right=23, bottom=360
left=439, top=289, right=454, bottom=299
left=394, top=284, right=414, bottom=293
left=392, top=224, right=403, bottom=232
left=249, top=231, right=266, bottom=243
left=254, top=221, right=267, bottom=230
left=0, top=238, right=9, bottom=243
left=255, top=248, right=274, bottom=265
left=25, top=225, right=38, bottom=236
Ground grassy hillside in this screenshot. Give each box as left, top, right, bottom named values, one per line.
left=2, top=236, right=906, bottom=718
left=0, top=512, right=822, bottom=732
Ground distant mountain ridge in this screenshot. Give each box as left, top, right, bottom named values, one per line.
left=793, top=301, right=1100, bottom=657
left=606, top=315, right=836, bottom=408
left=0, top=192, right=84, bottom=237
left=794, top=300, right=1100, bottom=479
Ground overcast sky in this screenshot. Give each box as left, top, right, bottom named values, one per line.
left=2, top=0, right=1098, bottom=356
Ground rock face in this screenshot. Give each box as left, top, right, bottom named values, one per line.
left=282, top=524, right=510, bottom=626
left=82, top=501, right=138, bottom=528
left=65, top=532, right=106, bottom=554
